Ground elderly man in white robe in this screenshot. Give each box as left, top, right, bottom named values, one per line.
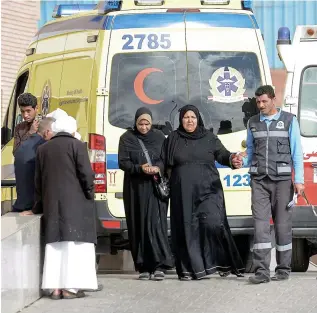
left=22, top=115, right=98, bottom=299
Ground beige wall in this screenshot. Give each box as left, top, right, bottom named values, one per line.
left=1, top=0, right=40, bottom=122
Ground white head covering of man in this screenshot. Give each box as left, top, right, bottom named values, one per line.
left=52, top=115, right=77, bottom=135
left=46, top=108, right=68, bottom=120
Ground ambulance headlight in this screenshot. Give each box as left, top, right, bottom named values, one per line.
left=277, top=27, right=291, bottom=45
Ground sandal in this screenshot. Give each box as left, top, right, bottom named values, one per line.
left=50, top=292, right=62, bottom=300
left=62, top=290, right=85, bottom=299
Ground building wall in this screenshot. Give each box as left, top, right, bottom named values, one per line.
left=1, top=0, right=40, bottom=122
left=253, top=0, right=317, bottom=69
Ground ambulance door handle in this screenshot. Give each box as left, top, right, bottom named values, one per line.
left=311, top=162, right=317, bottom=168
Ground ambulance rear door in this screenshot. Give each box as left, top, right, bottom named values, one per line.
left=104, top=11, right=188, bottom=218
left=184, top=10, right=265, bottom=217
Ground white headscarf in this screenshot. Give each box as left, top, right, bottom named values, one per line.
left=52, top=115, right=77, bottom=135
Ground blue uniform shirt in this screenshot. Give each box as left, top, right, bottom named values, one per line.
left=243, top=109, right=304, bottom=184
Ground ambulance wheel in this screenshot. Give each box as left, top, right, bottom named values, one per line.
left=291, top=238, right=310, bottom=272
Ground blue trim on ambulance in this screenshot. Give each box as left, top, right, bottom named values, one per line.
left=108, top=13, right=258, bottom=30
left=106, top=154, right=248, bottom=169
left=184, top=13, right=257, bottom=29
left=35, top=12, right=258, bottom=42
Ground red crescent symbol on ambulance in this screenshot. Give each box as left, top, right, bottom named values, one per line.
left=134, top=68, right=163, bottom=105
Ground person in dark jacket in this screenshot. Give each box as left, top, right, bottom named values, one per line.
left=22, top=115, right=97, bottom=299
left=13, top=117, right=55, bottom=212
left=118, top=107, right=174, bottom=281
left=161, top=105, right=244, bottom=281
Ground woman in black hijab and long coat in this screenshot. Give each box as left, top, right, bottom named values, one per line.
left=118, top=107, right=173, bottom=280
left=162, top=105, right=244, bottom=281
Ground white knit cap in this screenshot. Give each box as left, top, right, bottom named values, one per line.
left=52, top=115, right=77, bottom=135
left=46, top=108, right=68, bottom=120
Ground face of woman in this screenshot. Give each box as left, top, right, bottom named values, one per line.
left=136, top=119, right=151, bottom=134
left=182, top=110, right=197, bottom=133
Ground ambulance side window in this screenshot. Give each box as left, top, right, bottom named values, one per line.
left=299, top=66, right=317, bottom=137
left=1, top=71, right=29, bottom=147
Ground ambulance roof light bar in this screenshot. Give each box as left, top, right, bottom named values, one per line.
left=97, top=0, right=122, bottom=14
left=277, top=26, right=291, bottom=45
left=242, top=0, right=252, bottom=10
left=52, top=4, right=97, bottom=18
left=276, top=26, right=294, bottom=73
left=135, top=0, right=164, bottom=5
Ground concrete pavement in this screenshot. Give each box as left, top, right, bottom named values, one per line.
left=20, top=271, right=317, bottom=313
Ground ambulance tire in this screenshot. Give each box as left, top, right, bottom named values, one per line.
left=234, top=235, right=255, bottom=273
left=291, top=238, right=310, bottom=272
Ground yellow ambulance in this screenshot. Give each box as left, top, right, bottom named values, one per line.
left=1, top=0, right=272, bottom=269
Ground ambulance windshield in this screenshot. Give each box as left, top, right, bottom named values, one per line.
left=109, top=51, right=262, bottom=134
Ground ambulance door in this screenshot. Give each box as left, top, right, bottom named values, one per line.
left=58, top=31, right=98, bottom=143
left=297, top=66, right=317, bottom=206
left=105, top=11, right=188, bottom=218
left=184, top=11, right=263, bottom=216
left=30, top=35, right=66, bottom=116
left=1, top=67, right=31, bottom=212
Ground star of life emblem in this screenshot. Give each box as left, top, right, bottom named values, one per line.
left=276, top=121, right=284, bottom=129
left=208, top=66, right=247, bottom=103
left=41, top=80, right=51, bottom=116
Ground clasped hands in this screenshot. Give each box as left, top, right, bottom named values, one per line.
left=231, top=151, right=246, bottom=169
left=141, top=163, right=160, bottom=175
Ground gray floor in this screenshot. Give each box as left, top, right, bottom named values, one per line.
left=20, top=249, right=317, bottom=313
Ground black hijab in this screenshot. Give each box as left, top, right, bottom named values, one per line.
left=163, top=105, right=209, bottom=167
left=133, top=107, right=159, bottom=144
left=177, top=105, right=208, bottom=139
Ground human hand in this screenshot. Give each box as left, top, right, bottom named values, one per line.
left=147, top=166, right=160, bottom=174
left=231, top=153, right=243, bottom=169
left=294, top=183, right=305, bottom=196
left=20, top=210, right=34, bottom=216
left=141, top=163, right=150, bottom=173
left=30, top=119, right=39, bottom=134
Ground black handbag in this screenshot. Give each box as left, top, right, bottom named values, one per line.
left=137, top=138, right=170, bottom=201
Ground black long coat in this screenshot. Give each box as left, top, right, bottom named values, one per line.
left=32, top=132, right=96, bottom=244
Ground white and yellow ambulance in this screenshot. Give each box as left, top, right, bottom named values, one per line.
left=1, top=0, right=272, bottom=269
left=277, top=25, right=317, bottom=270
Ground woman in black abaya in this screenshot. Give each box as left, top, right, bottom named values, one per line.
left=162, top=105, right=244, bottom=280
left=118, top=107, right=173, bottom=280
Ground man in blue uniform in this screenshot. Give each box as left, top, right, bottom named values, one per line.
left=243, top=85, right=304, bottom=284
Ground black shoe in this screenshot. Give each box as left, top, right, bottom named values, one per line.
left=138, top=272, right=151, bottom=280
left=271, top=271, right=289, bottom=281
left=179, top=275, right=193, bottom=281
left=152, top=270, right=165, bottom=281
left=249, top=273, right=270, bottom=284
